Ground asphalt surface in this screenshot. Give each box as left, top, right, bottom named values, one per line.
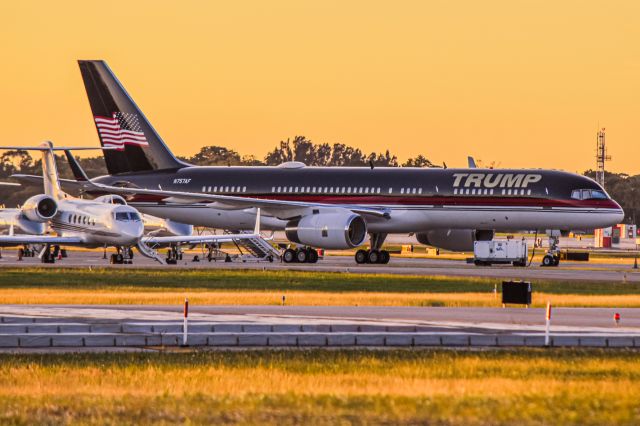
left=1, top=249, right=640, bottom=282
left=3, top=304, right=635, bottom=332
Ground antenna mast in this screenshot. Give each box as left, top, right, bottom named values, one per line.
left=595, top=128, right=611, bottom=187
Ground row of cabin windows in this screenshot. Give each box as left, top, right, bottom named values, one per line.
left=453, top=188, right=532, bottom=196
left=273, top=186, right=384, bottom=194
left=197, top=185, right=533, bottom=196
left=68, top=213, right=95, bottom=226
left=199, top=186, right=431, bottom=195
left=202, top=186, right=247, bottom=193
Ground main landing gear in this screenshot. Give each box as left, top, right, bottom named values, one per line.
left=40, top=244, right=60, bottom=264
left=166, top=245, right=184, bottom=265
left=282, top=247, right=319, bottom=263
left=355, top=233, right=390, bottom=264
left=541, top=232, right=561, bottom=267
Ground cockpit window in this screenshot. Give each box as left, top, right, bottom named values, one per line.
left=114, top=212, right=142, bottom=221
left=571, top=189, right=609, bottom=200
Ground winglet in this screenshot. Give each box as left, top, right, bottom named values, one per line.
left=64, top=150, right=89, bottom=181
left=254, top=208, right=261, bottom=235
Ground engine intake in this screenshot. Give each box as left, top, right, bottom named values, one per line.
left=21, top=195, right=58, bottom=222
left=286, top=212, right=367, bottom=250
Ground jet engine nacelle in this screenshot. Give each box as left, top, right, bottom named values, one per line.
left=21, top=195, right=58, bottom=223
left=416, top=229, right=494, bottom=252
left=285, top=212, right=367, bottom=250
left=94, top=194, right=127, bottom=205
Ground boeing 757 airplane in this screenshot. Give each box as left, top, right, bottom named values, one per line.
left=12, top=61, right=625, bottom=266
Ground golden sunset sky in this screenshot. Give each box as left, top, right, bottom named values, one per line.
left=1, top=1, right=638, bottom=172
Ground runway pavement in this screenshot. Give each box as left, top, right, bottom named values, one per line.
left=1, top=305, right=638, bottom=352
left=1, top=249, right=640, bottom=282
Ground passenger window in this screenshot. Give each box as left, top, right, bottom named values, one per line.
left=208, top=186, right=212, bottom=192
left=418, top=188, right=423, bottom=194
left=400, top=188, right=404, bottom=194
left=202, top=186, right=206, bottom=192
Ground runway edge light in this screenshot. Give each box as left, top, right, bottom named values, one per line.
left=183, top=298, right=189, bottom=346
left=545, top=301, right=552, bottom=347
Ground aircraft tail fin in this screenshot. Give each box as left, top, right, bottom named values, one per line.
left=78, top=60, right=187, bottom=175
left=64, top=150, right=89, bottom=182
left=39, top=142, right=64, bottom=199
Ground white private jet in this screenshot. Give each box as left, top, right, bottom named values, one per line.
left=0, top=142, right=271, bottom=264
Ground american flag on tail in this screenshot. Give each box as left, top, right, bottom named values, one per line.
left=94, top=112, right=149, bottom=149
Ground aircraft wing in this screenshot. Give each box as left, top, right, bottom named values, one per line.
left=141, top=232, right=261, bottom=245
left=74, top=180, right=392, bottom=220
left=11, top=174, right=85, bottom=192
left=0, top=235, right=83, bottom=246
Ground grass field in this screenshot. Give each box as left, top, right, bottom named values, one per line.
left=0, top=349, right=638, bottom=425
left=1, top=268, right=640, bottom=307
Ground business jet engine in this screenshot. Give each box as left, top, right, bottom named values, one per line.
left=416, top=229, right=494, bottom=252
left=21, top=195, right=58, bottom=222
left=285, top=212, right=367, bottom=250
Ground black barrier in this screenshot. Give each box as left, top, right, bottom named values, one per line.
left=502, top=281, right=531, bottom=306
left=560, top=251, right=589, bottom=261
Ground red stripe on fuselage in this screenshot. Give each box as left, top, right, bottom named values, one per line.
left=109, top=193, right=620, bottom=209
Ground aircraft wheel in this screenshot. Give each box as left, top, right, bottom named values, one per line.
left=296, top=249, right=308, bottom=263
left=542, top=255, right=554, bottom=267
left=553, top=257, right=560, bottom=266
left=355, top=249, right=368, bottom=264
left=368, top=250, right=380, bottom=264
left=380, top=250, right=390, bottom=264
left=283, top=248, right=296, bottom=263
left=307, top=249, right=319, bottom=263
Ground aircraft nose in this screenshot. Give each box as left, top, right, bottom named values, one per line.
left=123, top=222, right=144, bottom=241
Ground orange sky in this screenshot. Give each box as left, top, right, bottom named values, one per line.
left=1, top=1, right=639, bottom=173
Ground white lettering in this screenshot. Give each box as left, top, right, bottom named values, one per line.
left=521, top=174, right=542, bottom=187
left=452, top=173, right=468, bottom=187
left=465, top=173, right=484, bottom=188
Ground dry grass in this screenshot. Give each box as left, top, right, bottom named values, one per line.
left=0, top=349, right=639, bottom=425
left=1, top=288, right=640, bottom=307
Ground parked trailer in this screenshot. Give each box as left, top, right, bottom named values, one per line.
left=473, top=240, right=528, bottom=267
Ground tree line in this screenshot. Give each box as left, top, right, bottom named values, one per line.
left=0, top=136, right=637, bottom=225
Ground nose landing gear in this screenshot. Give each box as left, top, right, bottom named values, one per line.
left=541, top=232, right=561, bottom=267
left=110, top=246, right=134, bottom=264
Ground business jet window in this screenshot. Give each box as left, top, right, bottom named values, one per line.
left=571, top=189, right=608, bottom=200
left=115, top=212, right=141, bottom=221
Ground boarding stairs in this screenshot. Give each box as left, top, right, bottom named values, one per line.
left=136, top=241, right=165, bottom=264
left=227, top=230, right=281, bottom=262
